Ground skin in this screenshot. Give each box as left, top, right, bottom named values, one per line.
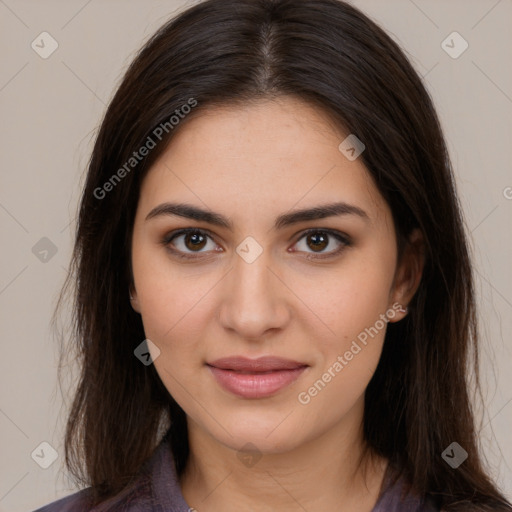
left=130, top=96, right=424, bottom=512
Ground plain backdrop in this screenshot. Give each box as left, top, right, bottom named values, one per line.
left=0, top=1, right=511, bottom=510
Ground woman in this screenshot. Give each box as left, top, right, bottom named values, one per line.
left=35, top=0, right=512, bottom=510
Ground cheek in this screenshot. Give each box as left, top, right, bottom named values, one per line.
left=296, top=251, right=395, bottom=347
left=137, top=283, right=209, bottom=407
left=296, top=285, right=391, bottom=416
left=137, top=281, right=208, bottom=359
left=293, top=249, right=395, bottom=401
left=132, top=234, right=202, bottom=336
left=131, top=243, right=206, bottom=373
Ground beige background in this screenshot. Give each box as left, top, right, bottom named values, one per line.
left=0, top=1, right=511, bottom=510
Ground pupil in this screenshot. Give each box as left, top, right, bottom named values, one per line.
left=309, top=232, right=327, bottom=251
left=183, top=232, right=329, bottom=253
left=187, top=232, right=206, bottom=250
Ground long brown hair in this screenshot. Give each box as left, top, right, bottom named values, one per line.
left=55, top=0, right=511, bottom=509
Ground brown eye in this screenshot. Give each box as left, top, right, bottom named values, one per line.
left=183, top=231, right=208, bottom=251
left=305, top=232, right=329, bottom=252
left=293, top=229, right=351, bottom=259
left=163, top=229, right=218, bottom=257
left=162, top=227, right=350, bottom=261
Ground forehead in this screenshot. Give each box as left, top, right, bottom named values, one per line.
left=137, top=96, right=390, bottom=227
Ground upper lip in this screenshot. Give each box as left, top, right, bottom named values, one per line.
left=207, top=356, right=308, bottom=372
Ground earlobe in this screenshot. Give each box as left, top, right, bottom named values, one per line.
left=388, top=302, right=409, bottom=323
left=129, top=287, right=141, bottom=313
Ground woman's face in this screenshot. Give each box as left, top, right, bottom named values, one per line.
left=130, top=96, right=419, bottom=454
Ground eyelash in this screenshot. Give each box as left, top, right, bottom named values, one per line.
left=161, top=227, right=351, bottom=261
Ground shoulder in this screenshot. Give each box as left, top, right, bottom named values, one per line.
left=373, top=490, right=439, bottom=512
left=32, top=434, right=189, bottom=512
left=372, top=468, right=441, bottom=512
left=32, top=488, right=93, bottom=512
left=32, top=479, right=154, bottom=512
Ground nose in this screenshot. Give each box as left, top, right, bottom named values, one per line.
left=217, top=248, right=291, bottom=341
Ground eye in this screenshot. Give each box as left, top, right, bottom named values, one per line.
left=162, top=227, right=351, bottom=260
left=162, top=228, right=220, bottom=259
left=292, top=229, right=351, bottom=259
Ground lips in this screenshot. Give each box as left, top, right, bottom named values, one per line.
left=208, top=356, right=307, bottom=372
left=206, top=356, right=309, bottom=398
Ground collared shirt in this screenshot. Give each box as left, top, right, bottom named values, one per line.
left=34, top=436, right=439, bottom=511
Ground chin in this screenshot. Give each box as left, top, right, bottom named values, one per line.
left=202, top=409, right=308, bottom=454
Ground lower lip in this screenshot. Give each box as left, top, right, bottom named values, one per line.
left=207, top=365, right=307, bottom=399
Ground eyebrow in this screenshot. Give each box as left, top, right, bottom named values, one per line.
left=145, top=201, right=369, bottom=230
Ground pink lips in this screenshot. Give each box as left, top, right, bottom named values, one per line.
left=207, top=356, right=308, bottom=399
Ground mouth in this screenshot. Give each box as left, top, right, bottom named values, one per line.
left=206, top=356, right=309, bottom=399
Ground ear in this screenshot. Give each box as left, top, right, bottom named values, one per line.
left=388, top=228, right=425, bottom=322
left=129, top=284, right=141, bottom=314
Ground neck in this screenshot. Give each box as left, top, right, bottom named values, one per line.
left=179, top=400, right=388, bottom=512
